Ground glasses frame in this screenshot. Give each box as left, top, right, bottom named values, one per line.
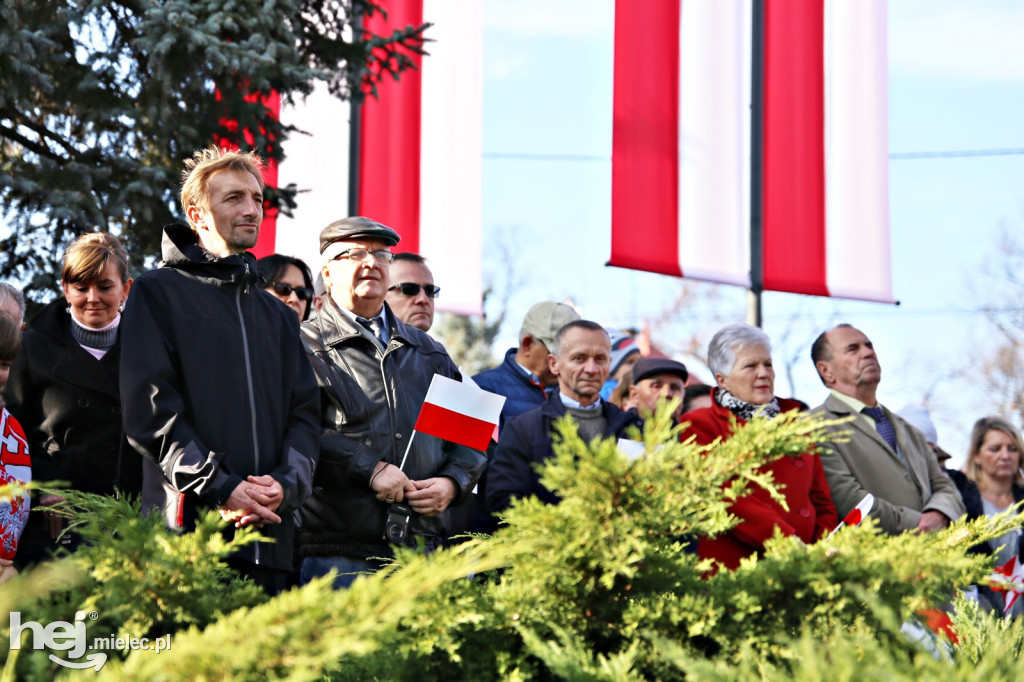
left=332, top=248, right=395, bottom=265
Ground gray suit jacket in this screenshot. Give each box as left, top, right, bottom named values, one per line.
left=811, top=393, right=965, bottom=534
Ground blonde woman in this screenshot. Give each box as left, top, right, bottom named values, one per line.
left=952, top=416, right=1024, bottom=616
left=2, top=233, right=141, bottom=564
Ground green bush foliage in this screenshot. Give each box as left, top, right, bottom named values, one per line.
left=3, top=408, right=1024, bottom=680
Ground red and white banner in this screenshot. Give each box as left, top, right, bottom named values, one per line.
left=610, top=0, right=891, bottom=302
left=269, top=0, right=484, bottom=316
left=414, top=374, right=506, bottom=452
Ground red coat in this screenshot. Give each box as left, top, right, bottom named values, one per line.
left=681, top=391, right=837, bottom=570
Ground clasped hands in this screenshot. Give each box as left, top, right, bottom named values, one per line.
left=370, top=462, right=455, bottom=517
left=218, top=475, right=284, bottom=529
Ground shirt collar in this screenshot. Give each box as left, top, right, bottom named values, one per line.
left=515, top=360, right=543, bottom=385
left=830, top=388, right=878, bottom=414
left=337, top=305, right=389, bottom=344
left=560, top=393, right=602, bottom=411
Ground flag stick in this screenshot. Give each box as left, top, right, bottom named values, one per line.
left=398, top=431, right=417, bottom=471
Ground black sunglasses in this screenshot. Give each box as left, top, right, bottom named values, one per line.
left=270, top=282, right=314, bottom=301
left=388, top=282, right=440, bottom=298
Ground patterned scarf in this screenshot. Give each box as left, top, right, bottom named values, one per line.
left=715, top=387, right=781, bottom=422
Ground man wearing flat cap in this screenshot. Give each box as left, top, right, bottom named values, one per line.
left=296, top=216, right=486, bottom=588
left=628, top=357, right=689, bottom=424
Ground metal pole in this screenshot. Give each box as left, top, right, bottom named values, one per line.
left=347, top=8, right=364, bottom=217
left=747, top=0, right=765, bottom=328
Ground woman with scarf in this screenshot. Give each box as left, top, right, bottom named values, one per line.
left=3, top=232, right=141, bottom=564
left=682, top=323, right=837, bottom=571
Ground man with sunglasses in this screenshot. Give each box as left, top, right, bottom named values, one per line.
left=385, top=253, right=439, bottom=332
left=296, top=216, right=486, bottom=588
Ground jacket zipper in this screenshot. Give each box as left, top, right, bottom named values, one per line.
left=237, top=262, right=261, bottom=564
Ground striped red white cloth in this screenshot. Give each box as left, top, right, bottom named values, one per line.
left=610, top=0, right=891, bottom=302
left=414, top=374, right=505, bottom=452
left=267, top=0, right=484, bottom=316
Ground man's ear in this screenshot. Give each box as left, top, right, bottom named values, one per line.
left=186, top=205, right=205, bottom=230
left=815, top=361, right=833, bottom=385
left=547, top=352, right=559, bottom=378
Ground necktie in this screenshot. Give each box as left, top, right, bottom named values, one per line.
left=862, top=406, right=897, bottom=453
left=358, top=317, right=384, bottom=345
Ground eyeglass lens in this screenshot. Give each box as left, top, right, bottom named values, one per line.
left=272, top=282, right=313, bottom=301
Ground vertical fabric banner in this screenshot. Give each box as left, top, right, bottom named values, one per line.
left=359, top=0, right=484, bottom=316
left=265, top=1, right=485, bottom=316
left=609, top=0, right=891, bottom=303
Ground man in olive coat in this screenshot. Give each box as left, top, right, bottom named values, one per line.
left=810, top=324, right=964, bottom=534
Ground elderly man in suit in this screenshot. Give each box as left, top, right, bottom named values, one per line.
left=810, top=324, right=964, bottom=535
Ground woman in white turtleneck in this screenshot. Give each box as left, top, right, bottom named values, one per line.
left=2, top=233, right=142, bottom=565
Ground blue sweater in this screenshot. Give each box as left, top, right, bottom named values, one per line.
left=473, top=348, right=549, bottom=432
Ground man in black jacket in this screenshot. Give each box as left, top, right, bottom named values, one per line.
left=485, top=320, right=642, bottom=515
left=120, top=147, right=320, bottom=595
left=296, top=216, right=486, bottom=588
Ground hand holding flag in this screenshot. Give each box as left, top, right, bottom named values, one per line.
left=829, top=493, right=875, bottom=537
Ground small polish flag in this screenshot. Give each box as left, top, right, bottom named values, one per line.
left=829, top=493, right=875, bottom=537
left=414, top=374, right=505, bottom=452
left=991, top=556, right=1024, bottom=614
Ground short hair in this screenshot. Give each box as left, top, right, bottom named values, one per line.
left=0, top=282, right=26, bottom=325
left=392, top=252, right=426, bottom=265
left=707, top=323, right=771, bottom=378
left=810, top=323, right=855, bottom=385
left=965, top=416, right=1024, bottom=488
left=62, top=232, right=131, bottom=285
left=0, top=314, right=20, bottom=363
left=550, top=319, right=607, bottom=357
left=257, top=254, right=315, bottom=321
left=682, top=383, right=712, bottom=414
left=180, top=147, right=265, bottom=229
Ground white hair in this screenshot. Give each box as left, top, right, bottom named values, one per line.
left=707, top=323, right=772, bottom=377
left=0, top=282, right=26, bottom=326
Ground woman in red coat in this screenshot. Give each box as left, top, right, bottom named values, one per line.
left=682, top=323, right=837, bottom=571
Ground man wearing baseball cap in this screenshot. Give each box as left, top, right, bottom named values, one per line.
left=295, top=216, right=486, bottom=587
left=629, top=357, right=689, bottom=423
left=473, top=301, right=580, bottom=432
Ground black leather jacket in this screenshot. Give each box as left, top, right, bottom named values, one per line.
left=296, top=299, right=486, bottom=560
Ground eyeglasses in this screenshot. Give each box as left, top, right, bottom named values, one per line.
left=388, top=282, right=440, bottom=298
left=332, top=248, right=394, bottom=264
left=270, top=282, right=314, bottom=301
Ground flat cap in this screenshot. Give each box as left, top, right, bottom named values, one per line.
left=319, top=216, right=401, bottom=256
left=632, top=357, right=689, bottom=385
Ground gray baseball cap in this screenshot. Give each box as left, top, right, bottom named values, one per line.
left=520, top=301, right=580, bottom=350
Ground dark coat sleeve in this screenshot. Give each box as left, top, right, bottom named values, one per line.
left=265, top=328, right=321, bottom=514
left=485, top=410, right=544, bottom=515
